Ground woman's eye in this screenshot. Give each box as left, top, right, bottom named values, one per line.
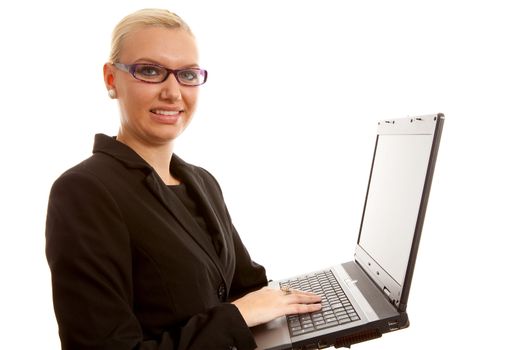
left=136, top=65, right=161, bottom=76
left=179, top=70, right=198, bottom=81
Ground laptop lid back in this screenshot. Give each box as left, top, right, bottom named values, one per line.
left=354, top=114, right=444, bottom=312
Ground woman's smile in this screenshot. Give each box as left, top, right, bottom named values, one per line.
left=150, top=108, right=184, bottom=124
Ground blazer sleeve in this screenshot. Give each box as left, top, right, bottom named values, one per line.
left=45, top=170, right=257, bottom=350
left=228, top=224, right=268, bottom=299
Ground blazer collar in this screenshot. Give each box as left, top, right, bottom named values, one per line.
left=93, top=134, right=154, bottom=170
left=92, top=134, right=230, bottom=284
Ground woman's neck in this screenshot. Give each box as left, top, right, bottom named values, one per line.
left=116, top=133, right=180, bottom=186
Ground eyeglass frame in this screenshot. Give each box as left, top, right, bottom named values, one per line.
left=112, top=62, right=208, bottom=86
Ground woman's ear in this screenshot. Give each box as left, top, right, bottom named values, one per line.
left=103, top=63, right=117, bottom=99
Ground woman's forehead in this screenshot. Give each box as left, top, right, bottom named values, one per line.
left=119, top=26, right=198, bottom=66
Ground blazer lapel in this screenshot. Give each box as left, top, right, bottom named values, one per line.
left=174, top=165, right=228, bottom=254
left=169, top=157, right=232, bottom=271
left=144, top=172, right=227, bottom=282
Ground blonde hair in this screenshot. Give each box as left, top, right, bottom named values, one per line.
left=109, top=8, right=192, bottom=63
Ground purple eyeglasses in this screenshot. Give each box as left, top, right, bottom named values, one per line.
left=113, top=62, right=208, bottom=86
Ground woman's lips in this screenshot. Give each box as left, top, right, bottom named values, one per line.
left=150, top=109, right=183, bottom=124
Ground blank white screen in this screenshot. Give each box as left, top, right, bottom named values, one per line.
left=359, top=134, right=433, bottom=284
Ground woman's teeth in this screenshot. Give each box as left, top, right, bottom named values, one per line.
left=152, top=110, right=181, bottom=116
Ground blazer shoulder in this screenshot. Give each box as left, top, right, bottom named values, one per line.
left=193, top=165, right=221, bottom=187
left=50, top=153, right=121, bottom=194
left=172, top=155, right=222, bottom=190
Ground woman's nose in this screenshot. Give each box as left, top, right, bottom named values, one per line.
left=160, top=73, right=182, bottom=101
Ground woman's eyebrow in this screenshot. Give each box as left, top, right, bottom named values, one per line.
left=132, top=58, right=201, bottom=69
left=132, top=57, right=161, bottom=64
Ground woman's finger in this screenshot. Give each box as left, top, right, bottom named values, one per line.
left=279, top=287, right=320, bottom=297
left=289, top=289, right=321, bottom=297
left=284, top=302, right=323, bottom=315
left=285, top=293, right=322, bottom=306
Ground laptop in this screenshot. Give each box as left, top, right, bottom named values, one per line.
left=253, top=113, right=444, bottom=349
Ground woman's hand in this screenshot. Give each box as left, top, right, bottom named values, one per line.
left=231, top=287, right=322, bottom=327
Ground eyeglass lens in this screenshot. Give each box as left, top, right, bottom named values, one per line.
left=133, top=64, right=206, bottom=86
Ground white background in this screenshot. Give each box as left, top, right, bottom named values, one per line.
left=1, top=0, right=524, bottom=348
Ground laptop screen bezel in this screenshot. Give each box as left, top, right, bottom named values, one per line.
left=354, top=114, right=444, bottom=312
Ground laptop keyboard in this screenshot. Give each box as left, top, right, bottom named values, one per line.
left=281, top=270, right=361, bottom=337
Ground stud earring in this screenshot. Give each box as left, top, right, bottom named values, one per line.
left=108, top=89, right=116, bottom=99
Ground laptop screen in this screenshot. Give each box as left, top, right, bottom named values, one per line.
left=358, top=133, right=434, bottom=286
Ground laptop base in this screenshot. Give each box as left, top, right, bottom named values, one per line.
left=254, top=261, right=409, bottom=350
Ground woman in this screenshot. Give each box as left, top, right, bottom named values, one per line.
left=45, top=8, right=321, bottom=350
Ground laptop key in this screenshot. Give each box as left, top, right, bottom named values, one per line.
left=337, top=316, right=351, bottom=324
left=325, top=316, right=337, bottom=323
left=314, top=322, right=337, bottom=330
left=330, top=302, right=344, bottom=309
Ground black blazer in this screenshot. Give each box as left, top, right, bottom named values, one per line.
left=46, top=134, right=267, bottom=350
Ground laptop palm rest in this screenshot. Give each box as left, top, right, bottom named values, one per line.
left=252, top=314, right=291, bottom=350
